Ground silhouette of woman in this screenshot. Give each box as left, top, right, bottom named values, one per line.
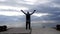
left=21, top=10, right=36, bottom=30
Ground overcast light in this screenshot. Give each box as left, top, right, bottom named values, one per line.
left=0, top=0, right=60, bottom=27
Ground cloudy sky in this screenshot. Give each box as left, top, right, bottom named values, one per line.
left=0, top=0, right=60, bottom=27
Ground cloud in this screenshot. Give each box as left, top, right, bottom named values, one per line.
left=0, top=0, right=6, bottom=2
left=0, top=0, right=60, bottom=27
left=0, top=0, right=60, bottom=21
left=0, top=11, right=24, bottom=16
left=0, top=5, right=29, bottom=11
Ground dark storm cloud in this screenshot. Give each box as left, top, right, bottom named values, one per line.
left=0, top=15, right=25, bottom=22
left=0, top=0, right=60, bottom=27
left=28, top=0, right=60, bottom=21
left=51, top=0, right=60, bottom=4
left=0, top=0, right=33, bottom=8
left=0, top=0, right=60, bottom=22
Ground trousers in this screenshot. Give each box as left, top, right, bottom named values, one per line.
left=26, top=21, right=31, bottom=30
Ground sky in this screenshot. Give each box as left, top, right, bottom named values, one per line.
left=0, top=0, right=60, bottom=28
